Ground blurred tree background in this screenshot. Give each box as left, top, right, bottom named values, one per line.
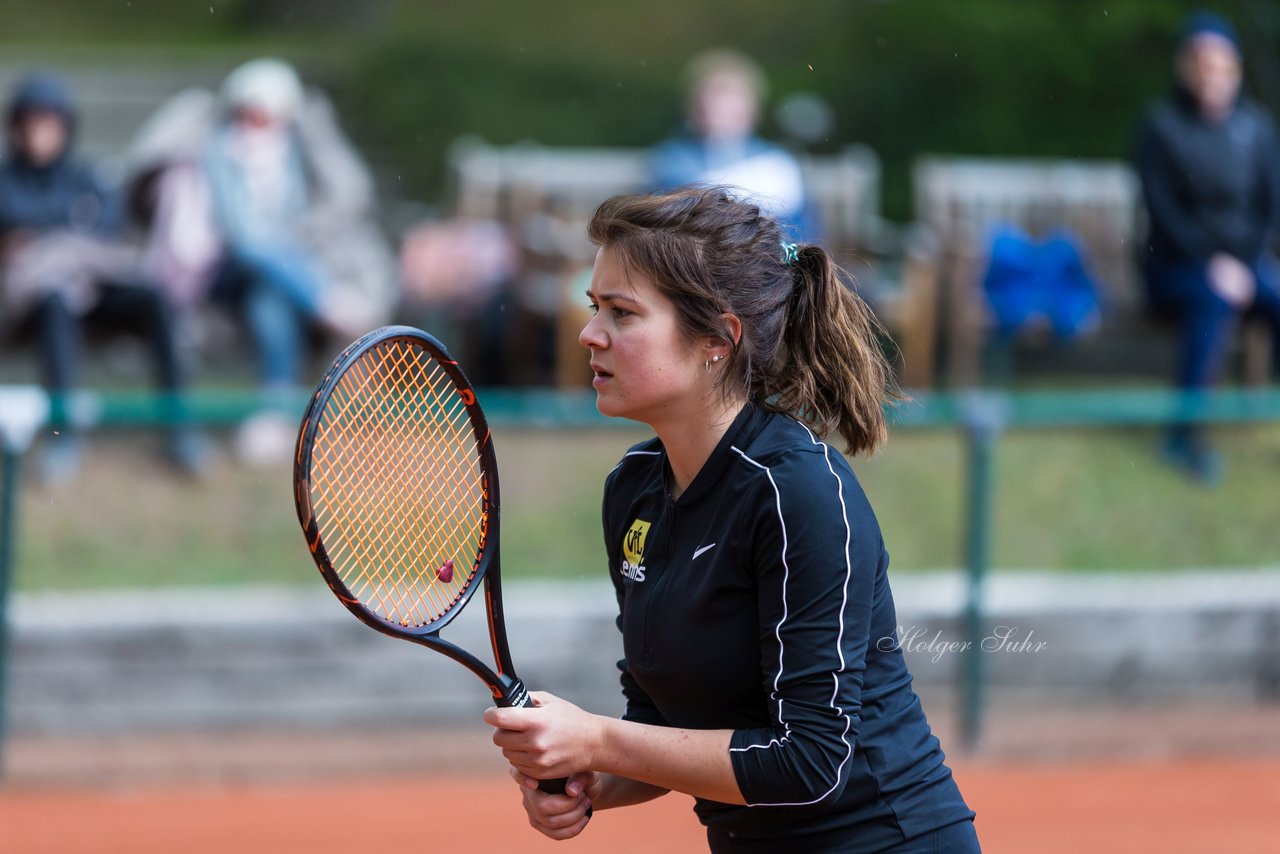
left=0, top=0, right=1277, bottom=218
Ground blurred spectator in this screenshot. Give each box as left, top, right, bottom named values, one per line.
left=1135, top=11, right=1280, bottom=485
left=399, top=217, right=518, bottom=385
left=651, top=49, right=815, bottom=240
left=124, top=58, right=396, bottom=464
left=0, top=73, right=208, bottom=484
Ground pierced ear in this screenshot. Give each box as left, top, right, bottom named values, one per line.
left=703, top=341, right=733, bottom=363
left=702, top=313, right=742, bottom=363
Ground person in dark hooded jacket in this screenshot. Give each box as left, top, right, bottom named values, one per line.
left=0, top=76, right=116, bottom=236
left=1134, top=11, right=1280, bottom=485
left=0, top=73, right=207, bottom=483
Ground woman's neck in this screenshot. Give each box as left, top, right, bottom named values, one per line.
left=653, top=397, right=747, bottom=501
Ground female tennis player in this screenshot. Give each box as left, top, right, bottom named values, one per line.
left=484, top=187, right=979, bottom=852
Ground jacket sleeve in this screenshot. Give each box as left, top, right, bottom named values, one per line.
left=1244, top=112, right=1280, bottom=261
left=728, top=449, right=879, bottom=806
left=1134, top=111, right=1219, bottom=263
left=615, top=644, right=668, bottom=726
left=85, top=167, right=125, bottom=237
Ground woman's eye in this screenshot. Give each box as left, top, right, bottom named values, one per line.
left=611, top=307, right=632, bottom=319
left=587, top=302, right=600, bottom=314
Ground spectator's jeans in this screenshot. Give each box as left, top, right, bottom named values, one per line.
left=211, top=243, right=325, bottom=390
left=1145, top=255, right=1280, bottom=390
left=31, top=284, right=184, bottom=428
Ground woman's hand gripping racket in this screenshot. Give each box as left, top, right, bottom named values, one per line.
left=294, top=325, right=569, bottom=797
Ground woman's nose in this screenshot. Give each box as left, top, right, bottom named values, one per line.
left=580, top=313, right=606, bottom=350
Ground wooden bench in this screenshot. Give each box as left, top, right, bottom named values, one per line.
left=912, top=155, right=1272, bottom=387
left=447, top=139, right=938, bottom=388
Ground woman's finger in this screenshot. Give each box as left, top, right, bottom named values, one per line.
left=527, top=793, right=592, bottom=834
left=508, top=765, right=538, bottom=790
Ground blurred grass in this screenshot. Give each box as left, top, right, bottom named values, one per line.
left=12, top=421, right=1280, bottom=592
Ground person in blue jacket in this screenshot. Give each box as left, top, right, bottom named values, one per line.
left=485, top=188, right=978, bottom=852
left=651, top=50, right=816, bottom=241
left=1134, top=11, right=1280, bottom=484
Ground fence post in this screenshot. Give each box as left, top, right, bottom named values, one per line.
left=0, top=441, right=21, bottom=774
left=0, top=386, right=47, bottom=777
left=958, top=392, right=1005, bottom=752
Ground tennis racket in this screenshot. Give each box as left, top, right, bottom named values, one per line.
left=294, top=325, right=567, bottom=796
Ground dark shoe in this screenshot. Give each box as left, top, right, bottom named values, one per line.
left=1160, top=432, right=1224, bottom=487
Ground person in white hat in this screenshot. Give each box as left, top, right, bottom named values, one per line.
left=203, top=59, right=382, bottom=463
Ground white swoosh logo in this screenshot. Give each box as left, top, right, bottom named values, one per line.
left=692, top=543, right=717, bottom=560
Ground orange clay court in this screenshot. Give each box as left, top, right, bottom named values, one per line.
left=3, top=750, right=1278, bottom=853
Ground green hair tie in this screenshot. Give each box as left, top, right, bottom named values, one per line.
left=780, top=241, right=800, bottom=266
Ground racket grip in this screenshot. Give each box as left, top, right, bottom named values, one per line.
left=502, top=683, right=591, bottom=817
left=537, top=777, right=569, bottom=795
left=537, top=777, right=593, bottom=819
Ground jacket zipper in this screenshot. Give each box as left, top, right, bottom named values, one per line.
left=641, top=492, right=677, bottom=658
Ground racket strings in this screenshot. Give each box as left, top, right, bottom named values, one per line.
left=320, top=357, right=479, bottom=624
left=309, top=339, right=487, bottom=628
left=350, top=354, right=481, bottom=622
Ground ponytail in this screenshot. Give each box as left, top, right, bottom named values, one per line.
left=763, top=245, right=896, bottom=455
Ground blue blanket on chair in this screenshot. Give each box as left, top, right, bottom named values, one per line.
left=982, top=226, right=1101, bottom=340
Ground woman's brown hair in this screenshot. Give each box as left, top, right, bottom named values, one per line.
left=588, top=186, right=897, bottom=455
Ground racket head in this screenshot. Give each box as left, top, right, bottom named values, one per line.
left=294, top=326, right=499, bottom=640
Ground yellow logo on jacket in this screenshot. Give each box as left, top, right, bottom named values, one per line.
left=622, top=518, right=650, bottom=582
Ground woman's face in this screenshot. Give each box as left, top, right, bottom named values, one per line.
left=691, top=70, right=758, bottom=141
left=12, top=109, right=68, bottom=167
left=580, top=246, right=718, bottom=425
left=1178, top=35, right=1242, bottom=119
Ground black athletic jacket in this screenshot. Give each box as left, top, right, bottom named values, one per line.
left=1134, top=88, right=1280, bottom=267
left=603, top=403, right=974, bottom=852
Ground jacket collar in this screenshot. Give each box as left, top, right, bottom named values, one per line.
left=666, top=401, right=764, bottom=506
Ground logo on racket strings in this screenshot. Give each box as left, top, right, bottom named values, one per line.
left=621, top=518, right=651, bottom=582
